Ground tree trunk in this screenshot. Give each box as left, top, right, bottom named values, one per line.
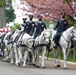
left=73, top=48, right=76, bottom=60
left=0, top=6, right=6, bottom=28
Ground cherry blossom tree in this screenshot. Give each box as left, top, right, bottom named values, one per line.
left=20, top=0, right=76, bottom=22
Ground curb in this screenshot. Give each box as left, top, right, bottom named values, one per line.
left=39, top=56, right=76, bottom=65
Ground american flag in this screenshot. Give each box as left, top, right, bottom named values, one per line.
left=0, top=27, right=11, bottom=32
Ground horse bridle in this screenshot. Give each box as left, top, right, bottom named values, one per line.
left=62, top=30, right=76, bottom=49
left=43, top=31, right=50, bottom=40
left=71, top=30, right=76, bottom=40
left=26, top=38, right=34, bottom=49
left=62, top=30, right=74, bottom=42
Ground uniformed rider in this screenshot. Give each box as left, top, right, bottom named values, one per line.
left=25, top=14, right=36, bottom=36
left=19, top=18, right=27, bottom=32
left=53, top=12, right=69, bottom=48
left=33, top=14, right=46, bottom=39
left=33, top=14, right=52, bottom=52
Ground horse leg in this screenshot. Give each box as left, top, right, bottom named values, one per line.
left=66, top=48, right=70, bottom=60
left=18, top=47, right=23, bottom=66
left=35, top=48, right=40, bottom=68
left=1, top=46, right=5, bottom=58
left=41, top=46, right=46, bottom=68
left=32, top=51, right=35, bottom=65
left=28, top=51, right=32, bottom=64
left=10, top=48, right=14, bottom=64
left=54, top=48, right=58, bottom=67
left=23, top=50, right=28, bottom=67
left=57, top=49, right=61, bottom=67
left=2, top=48, right=9, bottom=61
left=62, top=48, right=67, bottom=69
left=14, top=46, right=19, bottom=66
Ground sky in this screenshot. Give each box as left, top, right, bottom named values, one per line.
left=12, top=0, right=24, bottom=24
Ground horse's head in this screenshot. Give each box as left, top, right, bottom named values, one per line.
left=65, top=26, right=76, bottom=47
left=26, top=38, right=35, bottom=48
left=41, top=29, right=50, bottom=44
left=64, top=26, right=75, bottom=39
left=22, top=33, right=35, bottom=48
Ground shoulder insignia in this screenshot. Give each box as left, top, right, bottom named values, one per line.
left=42, top=25, right=44, bottom=27
left=64, top=21, right=66, bottom=24
left=32, top=24, right=34, bottom=26
left=26, top=27, right=28, bottom=28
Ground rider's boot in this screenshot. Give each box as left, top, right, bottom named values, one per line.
left=47, top=40, right=53, bottom=52
left=53, top=43, right=57, bottom=48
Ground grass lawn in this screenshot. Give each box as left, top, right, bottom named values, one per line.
left=45, top=49, right=76, bottom=63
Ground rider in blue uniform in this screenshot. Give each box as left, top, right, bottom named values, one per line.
left=33, top=14, right=52, bottom=52
left=25, top=15, right=36, bottom=63
left=14, top=18, right=27, bottom=43
left=19, top=18, right=27, bottom=32
left=53, top=12, right=69, bottom=48
left=25, top=14, right=36, bottom=36
left=33, top=14, right=46, bottom=39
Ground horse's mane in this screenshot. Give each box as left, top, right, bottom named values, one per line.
left=65, top=26, right=75, bottom=33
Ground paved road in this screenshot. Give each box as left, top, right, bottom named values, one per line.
left=0, top=58, right=76, bottom=75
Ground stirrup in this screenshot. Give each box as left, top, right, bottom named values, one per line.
left=53, top=43, right=57, bottom=48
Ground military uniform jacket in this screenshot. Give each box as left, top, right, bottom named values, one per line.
left=25, top=21, right=36, bottom=36
left=54, top=19, right=69, bottom=32
left=35, top=21, right=46, bottom=35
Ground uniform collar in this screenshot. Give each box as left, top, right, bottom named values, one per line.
left=38, top=21, right=42, bottom=23
left=61, top=18, right=65, bottom=20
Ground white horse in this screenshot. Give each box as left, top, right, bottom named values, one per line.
left=10, top=30, right=22, bottom=65
left=3, top=30, right=21, bottom=64
left=52, top=26, right=76, bottom=69
left=33, top=29, right=50, bottom=68
left=0, top=32, right=7, bottom=57
left=15, top=32, right=34, bottom=67
left=2, top=31, right=13, bottom=62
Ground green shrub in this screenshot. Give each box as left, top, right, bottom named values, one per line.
left=10, top=23, right=20, bottom=31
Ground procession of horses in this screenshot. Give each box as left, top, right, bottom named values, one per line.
left=0, top=26, right=76, bottom=69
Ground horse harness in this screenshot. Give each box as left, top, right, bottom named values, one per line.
left=62, top=31, right=74, bottom=49
left=17, top=38, right=34, bottom=49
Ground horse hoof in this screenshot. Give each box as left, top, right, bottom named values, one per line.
left=63, top=67, right=67, bottom=69
left=41, top=66, right=45, bottom=69
left=11, top=62, right=14, bottom=65
left=2, top=58, right=7, bottom=61
left=16, top=63, right=20, bottom=67
left=33, top=64, right=36, bottom=66
left=11, top=61, right=14, bottom=64
left=23, top=65, right=26, bottom=68
left=57, top=65, right=60, bottom=67
left=54, top=65, right=60, bottom=68
left=18, top=63, right=21, bottom=67
left=36, top=65, right=40, bottom=68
